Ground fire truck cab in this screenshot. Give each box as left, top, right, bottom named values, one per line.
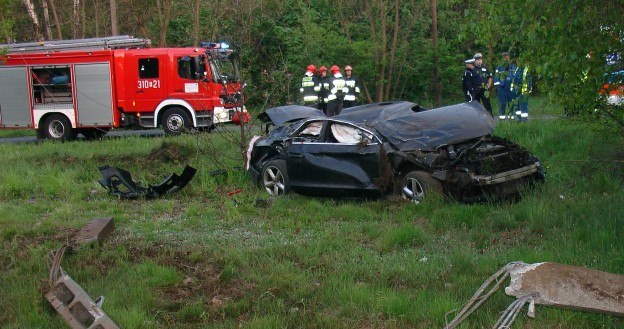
left=0, top=36, right=247, bottom=140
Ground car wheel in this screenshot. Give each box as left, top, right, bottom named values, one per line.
left=43, top=114, right=76, bottom=141
left=161, top=107, right=192, bottom=135
left=261, top=159, right=289, bottom=196
left=400, top=170, right=443, bottom=204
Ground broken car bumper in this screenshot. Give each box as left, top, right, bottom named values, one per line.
left=471, top=163, right=541, bottom=186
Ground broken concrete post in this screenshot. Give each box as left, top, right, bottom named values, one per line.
left=70, top=218, right=115, bottom=249
left=45, top=274, right=120, bottom=329
left=505, top=262, right=624, bottom=317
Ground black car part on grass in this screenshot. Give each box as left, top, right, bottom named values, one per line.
left=98, top=165, right=196, bottom=199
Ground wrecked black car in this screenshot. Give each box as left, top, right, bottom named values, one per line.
left=247, top=101, right=544, bottom=203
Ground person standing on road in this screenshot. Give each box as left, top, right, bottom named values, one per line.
left=300, top=64, right=320, bottom=108
left=343, top=65, right=362, bottom=108
left=325, top=65, right=347, bottom=116
left=473, top=53, right=493, bottom=116
left=462, top=58, right=479, bottom=102
left=317, top=66, right=329, bottom=114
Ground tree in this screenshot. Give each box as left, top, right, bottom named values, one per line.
left=473, top=0, right=624, bottom=132
left=109, top=0, right=118, bottom=36
left=22, top=0, right=42, bottom=40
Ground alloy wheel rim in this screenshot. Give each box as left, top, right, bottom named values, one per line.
left=402, top=178, right=425, bottom=204
left=263, top=166, right=285, bottom=196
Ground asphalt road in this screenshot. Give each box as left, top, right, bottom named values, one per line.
left=0, top=129, right=166, bottom=144
left=0, top=125, right=260, bottom=144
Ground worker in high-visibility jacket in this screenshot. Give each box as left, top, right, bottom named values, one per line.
left=509, top=63, right=532, bottom=122
left=300, top=64, right=321, bottom=108
left=324, top=65, right=348, bottom=116
left=343, top=65, right=362, bottom=108
left=494, top=52, right=515, bottom=120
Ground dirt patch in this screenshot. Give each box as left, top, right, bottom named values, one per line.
left=125, top=245, right=254, bottom=324
left=145, top=141, right=194, bottom=164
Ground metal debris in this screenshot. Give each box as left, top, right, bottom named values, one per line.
left=98, top=165, right=196, bottom=199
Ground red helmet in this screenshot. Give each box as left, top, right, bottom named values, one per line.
left=306, top=64, right=316, bottom=73
left=319, top=66, right=328, bottom=72
left=345, top=65, right=353, bottom=71
left=330, top=65, right=340, bottom=74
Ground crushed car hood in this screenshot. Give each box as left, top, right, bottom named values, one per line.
left=260, top=101, right=494, bottom=152
left=258, top=105, right=325, bottom=126
left=338, top=101, right=494, bottom=151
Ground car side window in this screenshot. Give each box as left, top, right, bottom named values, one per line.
left=293, top=121, right=324, bottom=142
left=330, top=123, right=375, bottom=144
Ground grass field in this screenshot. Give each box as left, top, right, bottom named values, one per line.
left=1, top=99, right=623, bottom=328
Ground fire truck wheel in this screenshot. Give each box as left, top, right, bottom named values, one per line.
left=162, top=108, right=192, bottom=135
left=43, top=114, right=76, bottom=141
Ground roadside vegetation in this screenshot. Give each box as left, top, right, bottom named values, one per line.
left=0, top=99, right=622, bottom=328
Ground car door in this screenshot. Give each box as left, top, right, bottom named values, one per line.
left=286, top=120, right=382, bottom=195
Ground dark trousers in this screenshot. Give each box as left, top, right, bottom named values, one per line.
left=326, top=100, right=343, bottom=117
left=476, top=91, right=492, bottom=116
left=343, top=100, right=356, bottom=108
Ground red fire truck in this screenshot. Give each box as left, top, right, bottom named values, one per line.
left=0, top=36, right=248, bottom=140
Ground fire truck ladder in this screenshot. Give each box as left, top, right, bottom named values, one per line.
left=1, top=35, right=151, bottom=53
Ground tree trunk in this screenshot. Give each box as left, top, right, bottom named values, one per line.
left=48, top=0, right=62, bottom=39
left=81, top=0, right=86, bottom=38
left=430, top=0, right=441, bottom=107
left=110, top=0, right=118, bottom=36
left=42, top=0, right=53, bottom=40
left=192, top=0, right=201, bottom=46
left=23, top=0, right=43, bottom=41
left=384, top=0, right=399, bottom=101
left=72, top=0, right=80, bottom=39
left=158, top=0, right=172, bottom=46
left=94, top=0, right=100, bottom=37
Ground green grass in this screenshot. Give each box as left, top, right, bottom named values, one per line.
left=1, top=99, right=623, bottom=328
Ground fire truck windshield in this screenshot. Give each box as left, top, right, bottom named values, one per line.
left=209, top=54, right=241, bottom=83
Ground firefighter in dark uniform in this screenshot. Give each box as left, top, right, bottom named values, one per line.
left=324, top=65, right=347, bottom=116
left=462, top=58, right=479, bottom=102
left=317, top=66, right=329, bottom=114
left=494, top=52, right=513, bottom=119
left=300, top=64, right=320, bottom=108
left=343, top=65, right=362, bottom=108
left=473, top=53, right=493, bottom=115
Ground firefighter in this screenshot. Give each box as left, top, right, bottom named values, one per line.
left=494, top=52, right=515, bottom=120
left=509, top=62, right=532, bottom=122
left=462, top=58, right=479, bottom=102
left=300, top=64, right=320, bottom=108
left=343, top=65, right=362, bottom=108
left=317, top=66, right=329, bottom=114
left=325, top=65, right=348, bottom=116
left=473, top=53, right=493, bottom=116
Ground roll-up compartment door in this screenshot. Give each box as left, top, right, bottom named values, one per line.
left=74, top=63, right=114, bottom=126
left=0, top=67, right=32, bottom=127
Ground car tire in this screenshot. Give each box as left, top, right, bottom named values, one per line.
left=43, top=114, right=76, bottom=141
left=261, top=159, right=289, bottom=196
left=399, top=170, right=443, bottom=204
left=162, top=107, right=192, bottom=135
